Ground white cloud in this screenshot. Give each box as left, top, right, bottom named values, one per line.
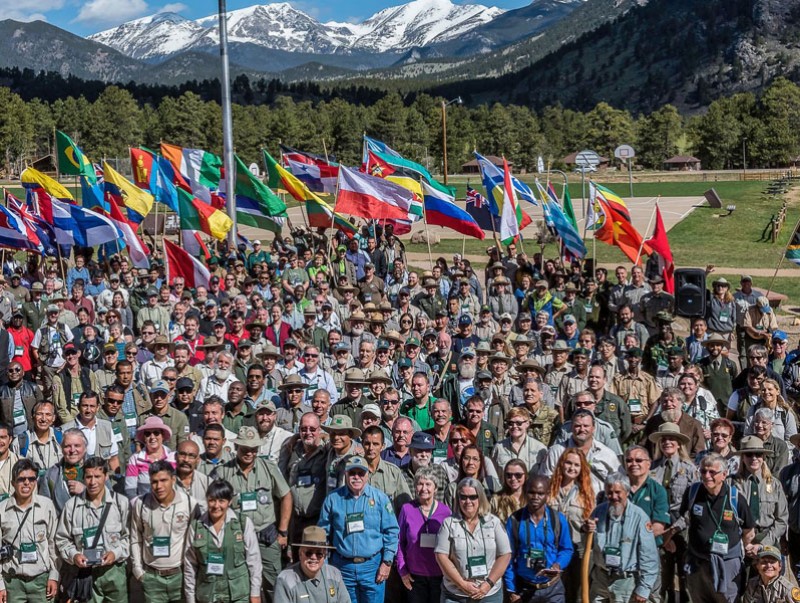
left=157, top=2, right=187, bottom=14
left=74, top=0, right=149, bottom=25
left=0, top=0, right=64, bottom=21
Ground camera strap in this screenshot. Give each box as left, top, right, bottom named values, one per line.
left=8, top=506, right=33, bottom=546
left=91, top=503, right=112, bottom=550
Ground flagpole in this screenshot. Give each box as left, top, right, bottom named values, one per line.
left=218, top=0, right=237, bottom=247
left=634, top=198, right=659, bottom=266
left=322, top=138, right=330, bottom=164
left=767, top=213, right=800, bottom=295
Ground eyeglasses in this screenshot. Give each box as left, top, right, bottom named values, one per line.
left=7, top=368, right=21, bottom=373
left=505, top=472, right=525, bottom=479
left=163, top=377, right=176, bottom=382
left=625, top=457, right=648, bottom=464
left=381, top=399, right=399, bottom=406
left=711, top=432, right=731, bottom=438
left=105, top=398, right=124, bottom=405
left=508, top=420, right=527, bottom=427
left=15, top=476, right=36, bottom=483
left=459, top=494, right=479, bottom=501
left=450, top=438, right=465, bottom=444
left=700, top=469, right=722, bottom=476
left=287, top=388, right=304, bottom=394
left=143, top=430, right=162, bottom=438
left=743, top=452, right=764, bottom=458
left=302, top=549, right=327, bottom=558
left=304, top=354, right=319, bottom=358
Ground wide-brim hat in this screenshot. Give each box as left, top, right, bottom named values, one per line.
left=344, top=368, right=369, bottom=385
left=489, top=352, right=512, bottom=365
left=136, top=416, right=173, bottom=444
left=199, top=336, right=224, bottom=350
left=385, top=330, right=405, bottom=345
left=233, top=425, right=265, bottom=448
left=260, top=343, right=281, bottom=358
left=292, top=526, right=334, bottom=549
left=278, top=374, right=309, bottom=391
left=322, top=415, right=362, bottom=438
left=648, top=422, right=690, bottom=445
left=516, top=358, right=545, bottom=376
left=734, top=435, right=769, bottom=456
left=368, top=369, right=392, bottom=384
left=701, top=333, right=730, bottom=349
left=148, top=335, right=174, bottom=353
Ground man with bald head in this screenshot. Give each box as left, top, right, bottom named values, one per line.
left=174, top=439, right=208, bottom=507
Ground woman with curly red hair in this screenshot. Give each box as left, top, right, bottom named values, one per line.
left=547, top=447, right=596, bottom=603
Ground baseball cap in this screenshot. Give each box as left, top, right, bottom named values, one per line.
left=410, top=432, right=435, bottom=450
left=361, top=404, right=381, bottom=419
left=772, top=330, right=788, bottom=342
left=460, top=347, right=476, bottom=358
left=176, top=377, right=194, bottom=391
left=458, top=315, right=473, bottom=326
left=149, top=380, right=170, bottom=395
left=563, top=314, right=577, bottom=324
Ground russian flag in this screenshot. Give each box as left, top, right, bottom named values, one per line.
left=422, top=182, right=485, bottom=240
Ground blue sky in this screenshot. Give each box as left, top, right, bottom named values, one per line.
left=6, top=0, right=530, bottom=36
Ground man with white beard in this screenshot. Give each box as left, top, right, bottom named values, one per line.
left=195, top=350, right=238, bottom=403
left=585, top=472, right=660, bottom=603
left=438, top=347, right=477, bottom=420
left=343, top=310, right=375, bottom=358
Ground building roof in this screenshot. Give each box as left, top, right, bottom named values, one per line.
left=461, top=155, right=510, bottom=168
left=664, top=155, right=700, bottom=164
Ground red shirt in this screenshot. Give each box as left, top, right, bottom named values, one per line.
left=8, top=326, right=34, bottom=371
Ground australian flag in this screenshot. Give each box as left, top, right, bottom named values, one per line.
left=465, top=187, right=497, bottom=232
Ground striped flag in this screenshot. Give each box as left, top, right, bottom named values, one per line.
left=336, top=166, right=421, bottom=221
left=500, top=159, right=520, bottom=245
left=164, top=238, right=210, bottom=289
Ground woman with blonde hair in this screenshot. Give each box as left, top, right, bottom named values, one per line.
left=547, top=447, right=595, bottom=603
left=744, top=377, right=798, bottom=443
left=490, top=459, right=528, bottom=523
left=732, top=435, right=788, bottom=549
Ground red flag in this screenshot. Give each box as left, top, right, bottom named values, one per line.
left=164, top=238, right=211, bottom=289
left=362, top=151, right=395, bottom=178
left=594, top=197, right=651, bottom=265
left=644, top=205, right=675, bottom=293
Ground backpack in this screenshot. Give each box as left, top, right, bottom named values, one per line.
left=18, top=429, right=63, bottom=458
left=686, top=482, right=740, bottom=523
left=508, top=506, right=562, bottom=553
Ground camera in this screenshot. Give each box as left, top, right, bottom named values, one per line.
left=83, top=548, right=103, bottom=566
left=0, top=545, right=13, bottom=562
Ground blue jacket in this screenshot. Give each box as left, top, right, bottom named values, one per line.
left=504, top=506, right=573, bottom=590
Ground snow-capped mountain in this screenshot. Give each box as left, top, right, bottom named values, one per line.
left=89, top=0, right=505, bottom=61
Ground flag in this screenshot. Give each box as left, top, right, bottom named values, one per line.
left=103, top=162, right=154, bottom=225
left=644, top=204, right=675, bottom=293
left=422, top=182, right=484, bottom=240
left=228, top=155, right=287, bottom=218
left=106, top=193, right=150, bottom=268
left=364, top=151, right=396, bottom=178
left=364, top=136, right=453, bottom=197
left=787, top=222, right=800, bottom=267
left=465, top=187, right=497, bottom=232
left=563, top=185, right=578, bottom=230
left=80, top=176, right=110, bottom=214
left=307, top=197, right=357, bottom=238
left=0, top=203, right=41, bottom=254
left=386, top=176, right=424, bottom=218
left=5, top=193, right=56, bottom=255
left=336, top=166, right=420, bottom=221
left=594, top=196, right=651, bottom=264
left=382, top=218, right=413, bottom=235
left=130, top=148, right=179, bottom=212
left=474, top=152, right=537, bottom=215
left=500, top=159, right=520, bottom=245
left=277, top=145, right=339, bottom=194
left=164, top=238, right=210, bottom=290
left=264, top=150, right=323, bottom=204
left=21, top=168, right=74, bottom=201
left=161, top=143, right=223, bottom=191
left=56, top=131, right=96, bottom=183
left=593, top=183, right=631, bottom=222
left=177, top=188, right=232, bottom=241
left=545, top=198, right=586, bottom=259
left=56, top=200, right=123, bottom=248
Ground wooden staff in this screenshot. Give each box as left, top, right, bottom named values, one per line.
left=582, top=531, right=593, bottom=603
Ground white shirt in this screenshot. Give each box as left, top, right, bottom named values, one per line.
left=74, top=418, right=120, bottom=458
left=258, top=427, right=293, bottom=463
left=298, top=367, right=339, bottom=405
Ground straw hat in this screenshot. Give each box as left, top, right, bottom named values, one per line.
left=647, top=422, right=690, bottom=445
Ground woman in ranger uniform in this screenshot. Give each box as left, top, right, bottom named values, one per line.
left=184, top=479, right=262, bottom=603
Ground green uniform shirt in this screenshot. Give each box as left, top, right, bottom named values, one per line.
left=215, top=458, right=290, bottom=530
left=629, top=477, right=670, bottom=545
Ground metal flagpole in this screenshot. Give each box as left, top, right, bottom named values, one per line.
left=218, top=0, right=237, bottom=247
left=634, top=198, right=658, bottom=266
left=767, top=213, right=800, bottom=295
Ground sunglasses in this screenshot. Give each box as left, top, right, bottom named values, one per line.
left=505, top=472, right=525, bottom=479
left=143, top=430, right=162, bottom=438
left=15, top=476, right=36, bottom=484
left=287, top=388, right=304, bottom=394
left=459, top=494, right=479, bottom=501
left=700, top=469, right=722, bottom=476
left=625, top=458, right=648, bottom=464
left=302, top=549, right=327, bottom=558
left=7, top=367, right=22, bottom=373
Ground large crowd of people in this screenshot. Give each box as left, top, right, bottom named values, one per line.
left=0, top=222, right=798, bottom=603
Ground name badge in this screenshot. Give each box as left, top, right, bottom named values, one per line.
left=628, top=399, right=642, bottom=414
left=346, top=512, right=365, bottom=534
left=241, top=491, right=258, bottom=512
left=604, top=546, right=621, bottom=569
left=723, top=510, right=734, bottom=522
left=13, top=408, right=26, bottom=426
left=13, top=345, right=22, bottom=357
left=432, top=448, right=447, bottom=464
left=152, top=536, right=170, bottom=558
left=327, top=475, right=338, bottom=489
left=82, top=526, right=103, bottom=549
left=719, top=311, right=730, bottom=323
left=710, top=531, right=728, bottom=555
left=112, top=426, right=123, bottom=444
left=692, top=504, right=704, bottom=516
left=19, top=542, right=37, bottom=564
left=419, top=533, right=437, bottom=549
left=467, top=555, right=488, bottom=578
left=125, top=413, right=137, bottom=428
left=297, top=473, right=312, bottom=487
left=526, top=548, right=545, bottom=569
left=207, top=552, right=225, bottom=575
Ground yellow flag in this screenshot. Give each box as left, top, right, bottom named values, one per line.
left=387, top=175, right=423, bottom=200
left=21, top=167, right=74, bottom=200
left=103, top=162, right=154, bottom=221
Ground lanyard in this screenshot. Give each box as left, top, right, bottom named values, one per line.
left=525, top=508, right=549, bottom=551
left=419, top=501, right=437, bottom=534
left=148, top=493, right=183, bottom=538
left=706, top=493, right=730, bottom=532
left=461, top=517, right=487, bottom=558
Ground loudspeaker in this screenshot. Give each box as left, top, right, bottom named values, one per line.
left=675, top=268, right=707, bottom=317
